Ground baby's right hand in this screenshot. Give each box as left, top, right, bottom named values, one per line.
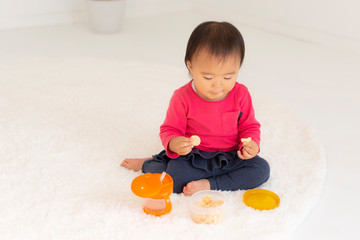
left=169, top=136, right=194, bottom=156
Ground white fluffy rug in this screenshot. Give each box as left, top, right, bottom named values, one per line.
left=0, top=58, right=326, bottom=240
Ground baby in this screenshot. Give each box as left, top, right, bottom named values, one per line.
left=122, top=21, right=270, bottom=196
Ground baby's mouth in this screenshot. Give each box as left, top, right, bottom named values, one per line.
left=210, top=91, right=222, bottom=95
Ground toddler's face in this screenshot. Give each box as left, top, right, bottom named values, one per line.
left=187, top=50, right=240, bottom=101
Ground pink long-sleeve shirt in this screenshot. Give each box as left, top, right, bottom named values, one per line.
left=160, top=80, right=261, bottom=158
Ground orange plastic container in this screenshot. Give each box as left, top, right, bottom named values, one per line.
left=131, top=172, right=173, bottom=216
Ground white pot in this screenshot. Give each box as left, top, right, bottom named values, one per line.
left=87, top=0, right=126, bottom=33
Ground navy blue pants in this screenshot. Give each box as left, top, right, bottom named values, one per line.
left=142, top=149, right=270, bottom=194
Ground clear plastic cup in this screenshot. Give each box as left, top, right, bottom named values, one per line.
left=189, top=190, right=225, bottom=224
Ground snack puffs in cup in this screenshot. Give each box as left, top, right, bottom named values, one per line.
left=189, top=190, right=225, bottom=224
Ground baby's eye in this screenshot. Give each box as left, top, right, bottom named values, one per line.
left=203, top=76, right=212, bottom=80
left=224, top=76, right=233, bottom=80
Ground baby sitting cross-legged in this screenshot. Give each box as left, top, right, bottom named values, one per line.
left=121, top=21, right=270, bottom=196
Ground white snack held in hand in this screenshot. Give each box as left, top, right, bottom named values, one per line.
left=191, top=135, right=201, bottom=146
left=241, top=137, right=252, bottom=144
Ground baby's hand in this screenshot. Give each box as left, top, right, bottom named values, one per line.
left=169, top=136, right=194, bottom=156
left=237, top=139, right=259, bottom=160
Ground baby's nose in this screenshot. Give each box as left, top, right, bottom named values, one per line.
left=212, top=79, right=222, bottom=88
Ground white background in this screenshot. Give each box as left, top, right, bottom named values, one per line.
left=1, top=1, right=360, bottom=239
left=1, top=0, right=360, bottom=52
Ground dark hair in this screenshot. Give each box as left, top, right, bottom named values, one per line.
left=185, top=21, right=245, bottom=69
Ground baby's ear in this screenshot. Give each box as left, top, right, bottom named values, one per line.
left=187, top=61, right=193, bottom=72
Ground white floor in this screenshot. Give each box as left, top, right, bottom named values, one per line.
left=1, top=11, right=359, bottom=240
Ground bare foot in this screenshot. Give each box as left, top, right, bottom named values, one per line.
left=121, top=158, right=151, bottom=172
left=183, top=179, right=210, bottom=196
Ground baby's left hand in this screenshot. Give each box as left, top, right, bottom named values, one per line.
left=237, top=140, right=259, bottom=160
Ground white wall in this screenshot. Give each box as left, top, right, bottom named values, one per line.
left=0, top=0, right=84, bottom=29
left=193, top=0, right=360, bottom=52
left=0, top=0, right=192, bottom=30
left=196, top=0, right=360, bottom=40
left=0, top=0, right=359, bottom=51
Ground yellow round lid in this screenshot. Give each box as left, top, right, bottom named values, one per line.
left=243, top=189, right=280, bottom=210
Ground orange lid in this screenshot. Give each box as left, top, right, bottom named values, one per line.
left=131, top=173, right=162, bottom=198
left=243, top=189, right=280, bottom=210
